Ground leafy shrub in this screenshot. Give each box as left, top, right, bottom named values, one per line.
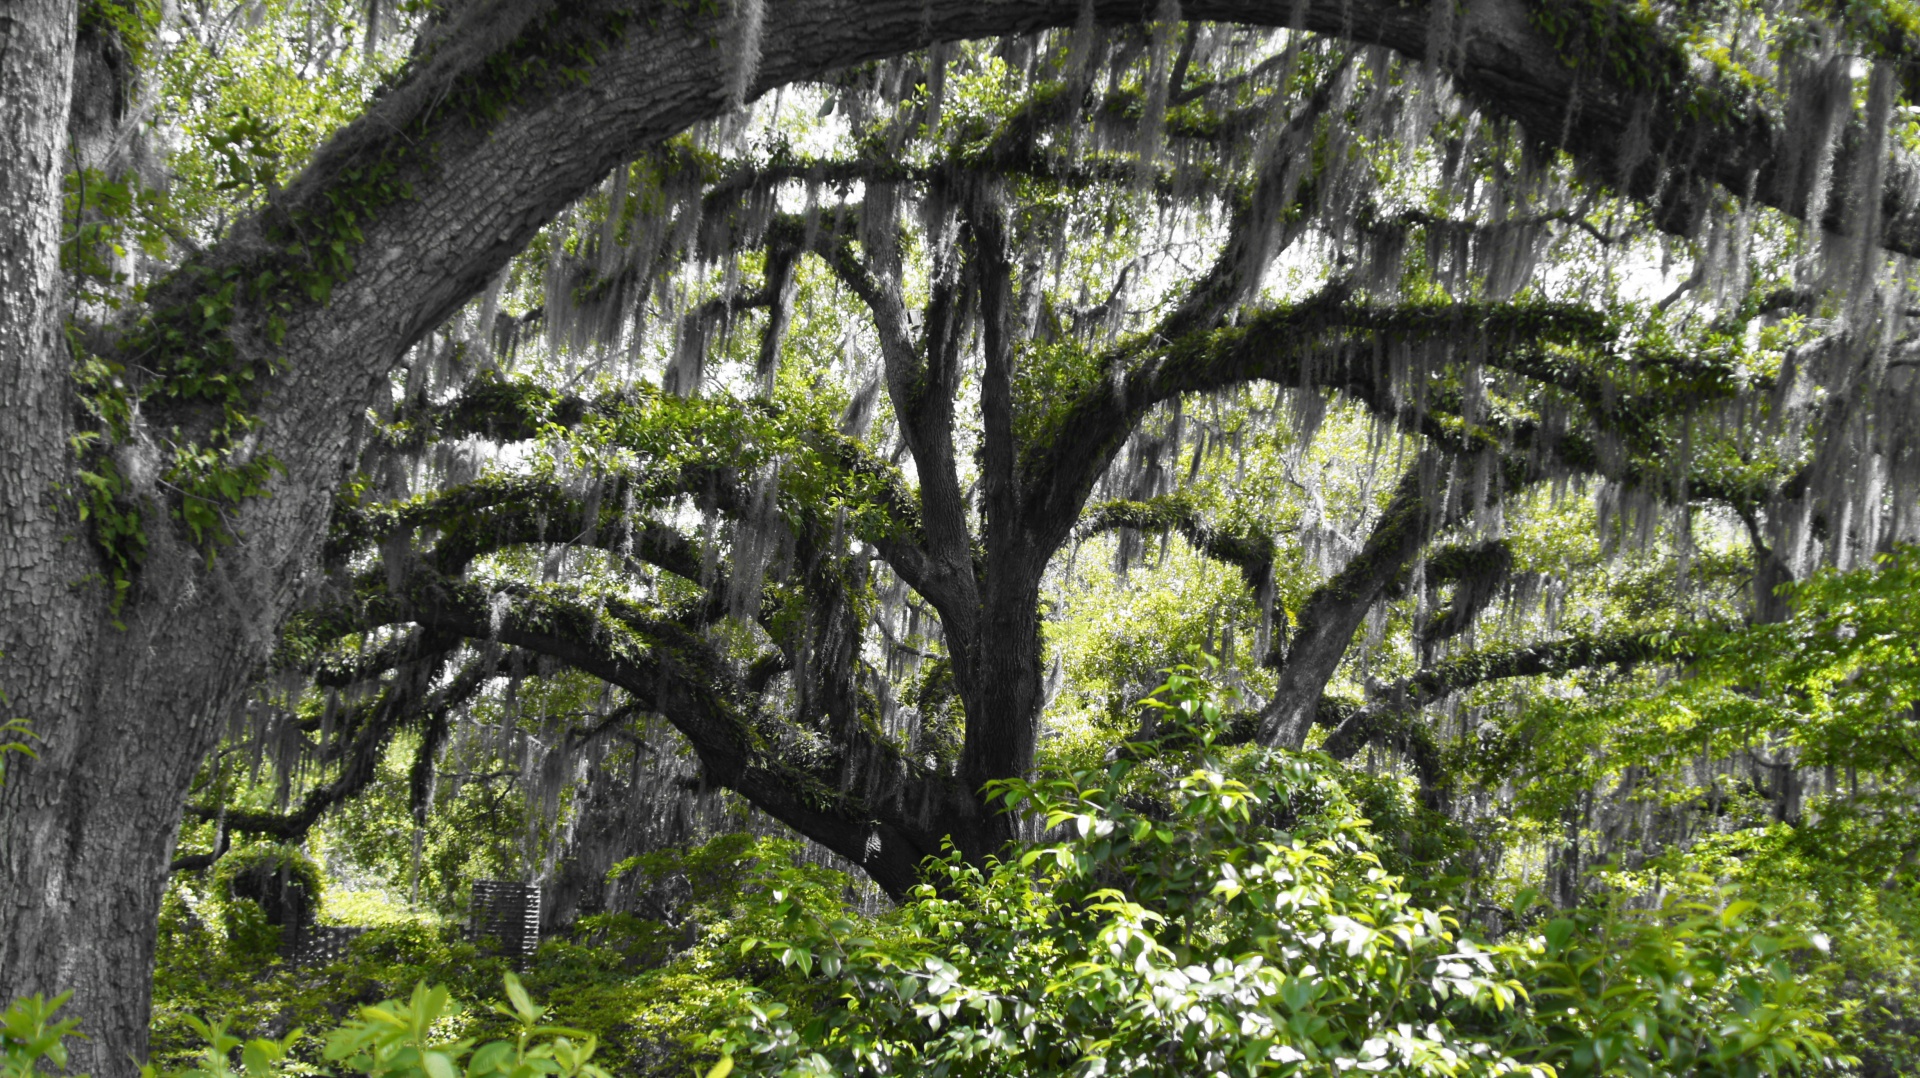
left=106, top=666, right=1868, bottom=1076
left=149, top=914, right=505, bottom=1073
left=1513, top=890, right=1842, bottom=1075
left=706, top=666, right=1843, bottom=1077
left=1, top=995, right=80, bottom=1078
left=6, top=976, right=609, bottom=1078
left=148, top=832, right=851, bottom=1077
left=226, top=845, right=325, bottom=945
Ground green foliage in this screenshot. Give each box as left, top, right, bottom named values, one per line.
left=1, top=994, right=83, bottom=1078
left=1337, top=768, right=1471, bottom=886
left=149, top=1016, right=303, bottom=1078
left=1431, top=546, right=1920, bottom=1068
left=12, top=977, right=610, bottom=1078
left=709, top=668, right=1838, bottom=1077
left=150, top=914, right=502, bottom=1073
left=0, top=719, right=38, bottom=787
left=1046, top=545, right=1267, bottom=736
left=1701, top=832, right=1920, bottom=1075
left=531, top=837, right=856, bottom=1076
left=1517, top=888, right=1840, bottom=1076
left=154, top=0, right=404, bottom=229
left=150, top=833, right=852, bottom=1077
left=61, top=168, right=173, bottom=307
left=208, top=844, right=325, bottom=956
left=80, top=0, right=160, bottom=67
left=319, top=978, right=610, bottom=1078
left=1527, top=0, right=1689, bottom=99
left=308, top=723, right=529, bottom=918
left=1481, top=545, right=1920, bottom=853
left=1675, top=545, right=1920, bottom=775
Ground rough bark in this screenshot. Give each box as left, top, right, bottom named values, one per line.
left=0, top=0, right=181, bottom=1067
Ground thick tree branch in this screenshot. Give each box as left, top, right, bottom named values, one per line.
left=816, top=232, right=980, bottom=624
left=1020, top=289, right=1616, bottom=551
left=380, top=570, right=988, bottom=898
left=1319, top=708, right=1445, bottom=791
left=1383, top=627, right=1680, bottom=714
left=1258, top=449, right=1453, bottom=747
left=1312, top=627, right=1683, bottom=788
left=966, top=182, right=1024, bottom=571
left=1080, top=494, right=1275, bottom=594
left=333, top=471, right=713, bottom=583
left=1156, top=51, right=1354, bottom=342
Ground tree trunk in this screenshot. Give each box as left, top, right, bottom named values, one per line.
left=954, top=578, right=1047, bottom=810
left=0, top=12, right=266, bottom=1069
left=0, top=0, right=126, bottom=1057
left=0, top=589, right=259, bottom=1074
left=0, top=0, right=86, bottom=763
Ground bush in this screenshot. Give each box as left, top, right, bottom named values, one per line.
left=706, top=666, right=1843, bottom=1077
left=148, top=832, right=851, bottom=1077
left=5, top=977, right=609, bottom=1078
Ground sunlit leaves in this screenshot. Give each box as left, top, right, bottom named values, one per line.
left=705, top=670, right=1832, bottom=1076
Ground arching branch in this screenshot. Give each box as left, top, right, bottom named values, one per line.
left=1311, top=627, right=1683, bottom=790
left=378, top=568, right=989, bottom=899
left=1020, top=289, right=1618, bottom=551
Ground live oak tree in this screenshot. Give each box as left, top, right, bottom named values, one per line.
left=5, top=0, right=1920, bottom=1074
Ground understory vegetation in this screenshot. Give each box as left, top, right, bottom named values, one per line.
left=8, top=0, right=1920, bottom=1074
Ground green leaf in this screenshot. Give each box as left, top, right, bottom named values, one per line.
left=503, top=973, right=540, bottom=1023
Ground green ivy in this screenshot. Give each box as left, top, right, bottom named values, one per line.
left=64, top=0, right=644, bottom=610
left=79, top=0, right=160, bottom=69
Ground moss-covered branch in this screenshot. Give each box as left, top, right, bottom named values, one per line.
left=373, top=371, right=935, bottom=588
left=177, top=646, right=487, bottom=856
left=329, top=470, right=714, bottom=583
left=1395, top=628, right=1681, bottom=711
left=1258, top=450, right=1453, bottom=748
left=1080, top=494, right=1275, bottom=595
left=1308, top=627, right=1686, bottom=793
left=1414, top=539, right=1515, bottom=645
left=373, top=567, right=990, bottom=899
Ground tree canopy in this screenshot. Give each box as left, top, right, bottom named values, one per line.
left=4, top=0, right=1920, bottom=1073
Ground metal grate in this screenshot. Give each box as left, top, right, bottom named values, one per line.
left=468, top=880, right=541, bottom=960
left=281, top=922, right=368, bottom=966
